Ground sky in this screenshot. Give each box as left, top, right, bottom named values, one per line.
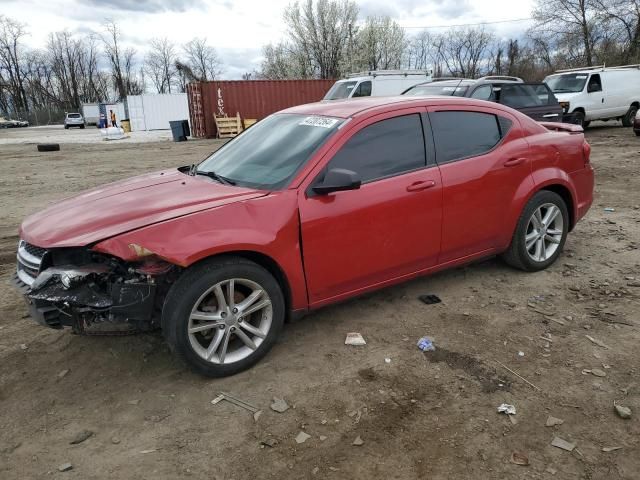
left=1, top=0, right=535, bottom=79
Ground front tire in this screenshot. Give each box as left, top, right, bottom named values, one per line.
left=502, top=191, right=569, bottom=272
left=162, top=256, right=285, bottom=377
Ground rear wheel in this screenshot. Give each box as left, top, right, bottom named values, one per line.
left=162, top=256, right=285, bottom=377
left=622, top=105, right=638, bottom=127
left=502, top=191, right=569, bottom=272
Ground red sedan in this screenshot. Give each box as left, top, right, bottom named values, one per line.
left=14, top=96, right=594, bottom=377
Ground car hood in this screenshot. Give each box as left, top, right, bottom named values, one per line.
left=20, top=169, right=269, bottom=248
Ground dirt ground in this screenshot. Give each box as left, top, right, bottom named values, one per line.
left=0, top=124, right=638, bottom=479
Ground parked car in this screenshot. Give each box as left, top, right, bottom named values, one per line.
left=323, top=70, right=432, bottom=100
left=634, top=109, right=640, bottom=136
left=13, top=96, right=594, bottom=377
left=544, top=65, right=640, bottom=128
left=403, top=77, right=564, bottom=122
left=64, top=112, right=85, bottom=129
left=0, top=116, right=29, bottom=128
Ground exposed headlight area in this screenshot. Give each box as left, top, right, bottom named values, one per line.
left=13, top=240, right=178, bottom=333
left=559, top=101, right=570, bottom=113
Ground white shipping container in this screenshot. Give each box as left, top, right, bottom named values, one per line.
left=127, top=94, right=190, bottom=131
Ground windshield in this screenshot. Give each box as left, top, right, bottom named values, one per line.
left=403, top=84, right=469, bottom=97
left=196, top=114, right=343, bottom=190
left=545, top=74, right=588, bottom=93
left=324, top=81, right=358, bottom=100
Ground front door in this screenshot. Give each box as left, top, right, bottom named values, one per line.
left=299, top=111, right=443, bottom=305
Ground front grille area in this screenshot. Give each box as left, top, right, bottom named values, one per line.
left=16, top=240, right=46, bottom=287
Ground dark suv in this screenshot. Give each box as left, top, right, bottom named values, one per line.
left=403, top=77, right=564, bottom=123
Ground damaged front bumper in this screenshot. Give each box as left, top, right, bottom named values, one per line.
left=13, top=241, right=171, bottom=334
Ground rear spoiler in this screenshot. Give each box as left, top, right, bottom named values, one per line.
left=539, top=122, right=584, bottom=134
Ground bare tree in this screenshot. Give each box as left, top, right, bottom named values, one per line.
left=183, top=37, right=222, bottom=81
left=355, top=16, right=406, bottom=71
left=439, top=28, right=494, bottom=78
left=595, top=0, right=640, bottom=63
left=532, top=0, right=597, bottom=66
left=145, top=37, right=178, bottom=93
left=260, top=41, right=314, bottom=79
left=0, top=15, right=29, bottom=113
left=284, top=0, right=358, bottom=78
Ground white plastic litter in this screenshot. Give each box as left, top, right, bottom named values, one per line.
left=102, top=127, right=127, bottom=141
left=498, top=403, right=517, bottom=415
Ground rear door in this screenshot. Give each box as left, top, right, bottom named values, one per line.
left=499, top=83, right=563, bottom=122
left=298, top=110, right=442, bottom=305
left=427, top=106, right=533, bottom=263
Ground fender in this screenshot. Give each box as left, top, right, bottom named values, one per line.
left=93, top=190, right=309, bottom=310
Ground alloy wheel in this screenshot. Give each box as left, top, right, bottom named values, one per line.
left=187, top=278, right=273, bottom=364
left=524, top=203, right=564, bottom=262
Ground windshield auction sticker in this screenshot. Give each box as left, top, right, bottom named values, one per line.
left=299, top=116, right=339, bottom=128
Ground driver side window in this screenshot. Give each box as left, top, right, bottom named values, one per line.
left=588, top=74, right=602, bottom=92
left=352, top=81, right=372, bottom=98
left=326, top=114, right=426, bottom=183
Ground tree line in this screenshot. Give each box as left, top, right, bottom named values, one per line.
left=258, top=0, right=640, bottom=80
left=0, top=16, right=221, bottom=122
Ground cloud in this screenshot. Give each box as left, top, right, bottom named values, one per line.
left=432, top=0, right=473, bottom=20
left=78, top=0, right=206, bottom=14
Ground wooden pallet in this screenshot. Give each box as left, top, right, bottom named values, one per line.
left=214, top=112, right=243, bottom=138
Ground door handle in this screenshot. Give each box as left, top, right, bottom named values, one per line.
left=543, top=113, right=559, bottom=118
left=406, top=180, right=436, bottom=192
left=504, top=157, right=526, bottom=167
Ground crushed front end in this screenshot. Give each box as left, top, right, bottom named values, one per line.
left=13, top=240, right=176, bottom=334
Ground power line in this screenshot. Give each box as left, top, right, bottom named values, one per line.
left=399, top=17, right=533, bottom=30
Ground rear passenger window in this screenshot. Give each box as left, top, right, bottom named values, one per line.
left=328, top=114, right=426, bottom=183
left=430, top=111, right=502, bottom=163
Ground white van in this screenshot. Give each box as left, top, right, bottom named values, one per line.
left=323, top=70, right=433, bottom=100
left=544, top=65, right=640, bottom=127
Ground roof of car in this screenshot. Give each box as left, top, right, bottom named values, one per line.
left=281, top=95, right=518, bottom=119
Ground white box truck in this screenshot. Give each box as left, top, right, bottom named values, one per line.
left=323, top=70, right=433, bottom=100
left=544, top=65, right=640, bottom=128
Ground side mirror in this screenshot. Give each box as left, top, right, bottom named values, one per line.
left=312, top=168, right=361, bottom=195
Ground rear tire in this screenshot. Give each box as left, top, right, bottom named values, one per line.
left=502, top=191, right=569, bottom=272
left=622, top=105, right=638, bottom=127
left=162, top=256, right=285, bottom=377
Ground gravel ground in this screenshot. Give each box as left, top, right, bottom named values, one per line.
left=0, top=125, right=173, bottom=145
left=0, top=123, right=638, bottom=479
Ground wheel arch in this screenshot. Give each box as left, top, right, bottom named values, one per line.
left=539, top=184, right=575, bottom=231
left=187, top=250, right=295, bottom=320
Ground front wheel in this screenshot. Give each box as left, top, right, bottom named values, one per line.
left=502, top=191, right=569, bottom=272
left=162, top=256, right=285, bottom=377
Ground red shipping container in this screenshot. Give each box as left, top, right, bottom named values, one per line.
left=187, top=79, right=334, bottom=138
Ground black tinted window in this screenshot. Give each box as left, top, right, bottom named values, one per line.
left=328, top=114, right=426, bottom=182
left=431, top=111, right=501, bottom=163
left=500, top=84, right=557, bottom=108
left=353, top=81, right=372, bottom=97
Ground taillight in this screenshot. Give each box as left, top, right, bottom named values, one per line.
left=582, top=141, right=591, bottom=165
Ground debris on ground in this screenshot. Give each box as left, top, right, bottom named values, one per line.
left=545, top=416, right=564, bottom=427
left=295, top=431, right=311, bottom=444
left=591, top=368, right=607, bottom=377
left=602, top=446, right=623, bottom=452
left=69, top=430, right=94, bottom=445
left=253, top=410, right=263, bottom=422
left=20, top=344, right=27, bottom=350
left=127, top=399, right=140, bottom=405
left=498, top=403, right=516, bottom=415
left=345, top=332, right=366, bottom=346
left=260, top=437, right=278, bottom=448
left=495, top=360, right=541, bottom=391
left=614, top=403, right=632, bottom=419
left=211, top=392, right=258, bottom=413
left=270, top=397, right=290, bottom=413
left=510, top=451, right=529, bottom=466
left=319, top=435, right=327, bottom=441
left=384, top=358, right=391, bottom=364
left=57, top=369, right=69, bottom=379
left=57, top=463, right=73, bottom=472
left=604, top=207, right=616, bottom=212
left=517, top=351, right=525, bottom=357
left=417, top=337, right=436, bottom=352
left=139, top=449, right=157, bottom=454
left=418, top=294, right=441, bottom=305
left=585, top=335, right=610, bottom=349
left=312, top=467, right=320, bottom=475
left=111, top=437, right=121, bottom=445
left=551, top=436, right=576, bottom=452
left=352, top=435, right=364, bottom=446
